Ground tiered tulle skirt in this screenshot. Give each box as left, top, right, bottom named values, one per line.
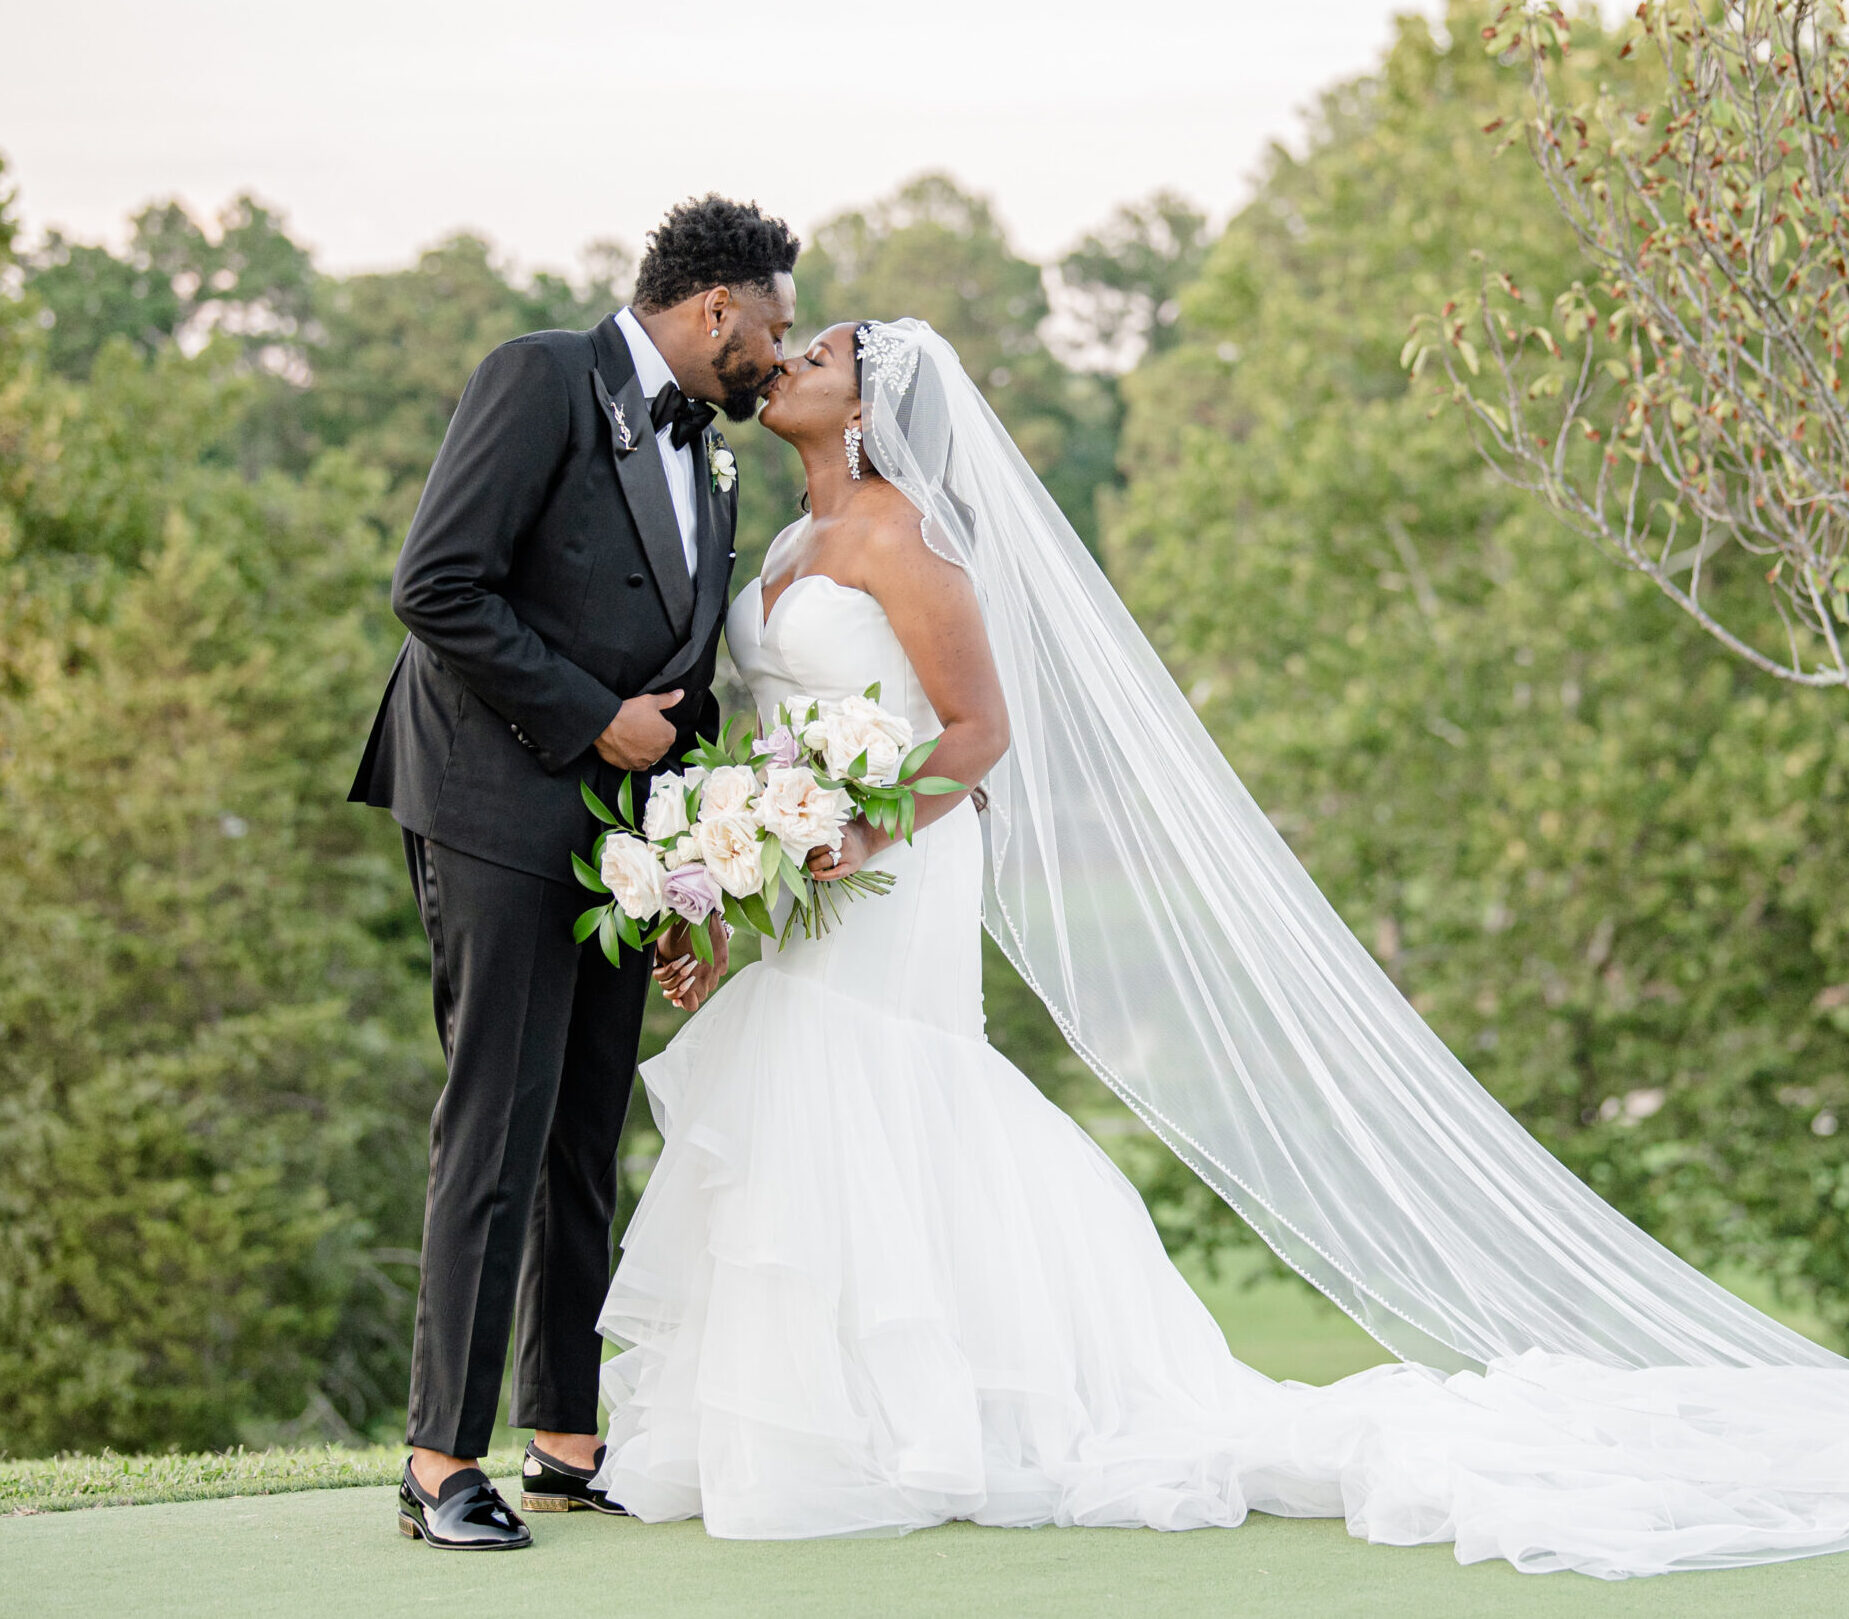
left=592, top=807, right=1849, bottom=1576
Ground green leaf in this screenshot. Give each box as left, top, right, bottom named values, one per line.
left=863, top=681, right=882, bottom=702
left=572, top=850, right=611, bottom=893
left=580, top=781, right=618, bottom=825
left=617, top=772, right=635, bottom=827
left=759, top=836, right=782, bottom=885
left=690, top=921, right=714, bottom=965
left=847, top=748, right=870, bottom=780
left=721, top=891, right=748, bottom=931
left=909, top=776, right=966, bottom=795
left=899, top=738, right=939, bottom=778
left=597, top=909, right=621, bottom=964
left=900, top=792, right=916, bottom=844
left=572, top=905, right=606, bottom=944
left=740, top=889, right=775, bottom=935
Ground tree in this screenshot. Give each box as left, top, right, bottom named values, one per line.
left=1109, top=3, right=1849, bottom=1338
left=1414, top=1, right=1849, bottom=690
left=25, top=194, right=315, bottom=382
left=1059, top=191, right=1213, bottom=366
left=2, top=213, right=438, bottom=1448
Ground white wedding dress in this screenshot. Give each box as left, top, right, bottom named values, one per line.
left=589, top=535, right=1849, bottom=1577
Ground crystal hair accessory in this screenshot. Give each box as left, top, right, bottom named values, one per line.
left=855, top=322, right=921, bottom=396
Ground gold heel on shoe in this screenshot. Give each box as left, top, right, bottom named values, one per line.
left=521, top=1493, right=573, bottom=1513
left=398, top=1511, right=423, bottom=1539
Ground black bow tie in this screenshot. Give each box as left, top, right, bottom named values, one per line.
left=650, top=382, right=716, bottom=451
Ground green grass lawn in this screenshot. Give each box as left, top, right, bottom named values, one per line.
left=8, top=1483, right=1849, bottom=1619
left=4, top=1252, right=1844, bottom=1617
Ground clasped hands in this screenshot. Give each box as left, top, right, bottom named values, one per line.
left=652, top=824, right=891, bottom=1010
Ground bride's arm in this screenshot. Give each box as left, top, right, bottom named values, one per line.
left=810, top=510, right=1008, bottom=882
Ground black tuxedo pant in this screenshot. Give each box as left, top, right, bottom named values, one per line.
left=401, top=829, right=649, bottom=1456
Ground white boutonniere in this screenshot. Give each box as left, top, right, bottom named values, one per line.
left=708, top=431, right=737, bottom=494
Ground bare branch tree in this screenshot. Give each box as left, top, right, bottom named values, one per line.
left=1405, top=1, right=1849, bottom=689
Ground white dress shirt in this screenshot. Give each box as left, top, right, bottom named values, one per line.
left=613, top=306, right=700, bottom=580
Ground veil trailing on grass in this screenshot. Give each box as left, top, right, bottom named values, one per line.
left=855, top=317, right=1841, bottom=1377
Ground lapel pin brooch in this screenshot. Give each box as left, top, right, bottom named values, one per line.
left=611, top=401, right=638, bottom=454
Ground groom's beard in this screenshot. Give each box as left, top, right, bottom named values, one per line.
left=712, top=332, right=776, bottom=423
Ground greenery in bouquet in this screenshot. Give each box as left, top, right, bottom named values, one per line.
left=571, top=684, right=964, bottom=962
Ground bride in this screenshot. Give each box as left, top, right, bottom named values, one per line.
left=589, top=318, right=1849, bottom=1578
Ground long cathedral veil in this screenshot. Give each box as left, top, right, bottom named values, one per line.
left=854, top=317, right=1841, bottom=1375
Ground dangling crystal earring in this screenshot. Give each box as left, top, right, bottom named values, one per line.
left=844, top=424, right=863, bottom=480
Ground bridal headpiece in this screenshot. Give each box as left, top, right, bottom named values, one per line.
left=854, top=322, right=921, bottom=398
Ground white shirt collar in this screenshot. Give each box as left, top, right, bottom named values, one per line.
left=613, top=306, right=679, bottom=407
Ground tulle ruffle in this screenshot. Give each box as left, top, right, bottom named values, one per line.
left=590, top=955, right=1849, bottom=1574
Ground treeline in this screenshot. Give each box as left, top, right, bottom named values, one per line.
left=3, top=0, right=1846, bottom=1460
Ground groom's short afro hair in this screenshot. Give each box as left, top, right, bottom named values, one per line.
left=632, top=195, right=801, bottom=313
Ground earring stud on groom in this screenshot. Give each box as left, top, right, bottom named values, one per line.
left=349, top=195, right=798, bottom=1548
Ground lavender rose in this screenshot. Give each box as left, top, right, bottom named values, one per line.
left=662, top=862, right=722, bottom=925
left=761, top=724, right=801, bottom=771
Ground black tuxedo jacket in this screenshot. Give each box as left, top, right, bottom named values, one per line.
left=349, top=317, right=737, bottom=881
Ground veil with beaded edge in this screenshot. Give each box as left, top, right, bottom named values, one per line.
left=854, top=317, right=1841, bottom=1376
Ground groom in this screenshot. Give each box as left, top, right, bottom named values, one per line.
left=349, top=195, right=798, bottom=1550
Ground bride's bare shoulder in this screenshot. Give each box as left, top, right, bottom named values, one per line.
left=847, top=486, right=955, bottom=582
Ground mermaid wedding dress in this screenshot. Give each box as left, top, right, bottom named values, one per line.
left=589, top=529, right=1849, bottom=1574
left=591, top=322, right=1849, bottom=1577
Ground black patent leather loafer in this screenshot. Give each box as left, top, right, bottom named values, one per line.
left=519, top=1441, right=628, bottom=1515
left=397, top=1461, right=532, bottom=1550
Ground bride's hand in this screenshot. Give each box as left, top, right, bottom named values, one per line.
left=807, top=820, right=886, bottom=882
left=652, top=916, right=729, bottom=1010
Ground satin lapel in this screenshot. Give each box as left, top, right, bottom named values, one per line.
left=690, top=433, right=730, bottom=618
left=642, top=434, right=735, bottom=699
left=589, top=320, right=694, bottom=636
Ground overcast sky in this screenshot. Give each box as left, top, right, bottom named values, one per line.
left=3, top=1, right=1451, bottom=276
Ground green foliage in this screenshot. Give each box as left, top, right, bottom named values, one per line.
left=1110, top=2, right=1849, bottom=1339
left=25, top=194, right=315, bottom=381
left=1059, top=191, right=1212, bottom=363
left=1417, top=1, right=1849, bottom=688
left=0, top=303, right=436, bottom=1454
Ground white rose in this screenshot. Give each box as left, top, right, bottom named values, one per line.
left=697, top=764, right=758, bottom=821
left=664, top=834, right=701, bottom=871
left=756, top=766, right=853, bottom=859
left=599, top=832, right=666, bottom=921
left=777, top=695, right=824, bottom=738
left=805, top=695, right=914, bottom=784
left=693, top=812, right=766, bottom=898
left=643, top=773, right=693, bottom=842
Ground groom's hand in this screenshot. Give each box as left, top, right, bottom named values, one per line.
left=594, top=690, right=683, bottom=771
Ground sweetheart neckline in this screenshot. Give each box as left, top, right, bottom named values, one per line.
left=753, top=571, right=878, bottom=635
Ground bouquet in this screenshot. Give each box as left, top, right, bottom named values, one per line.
left=571, top=685, right=964, bottom=965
